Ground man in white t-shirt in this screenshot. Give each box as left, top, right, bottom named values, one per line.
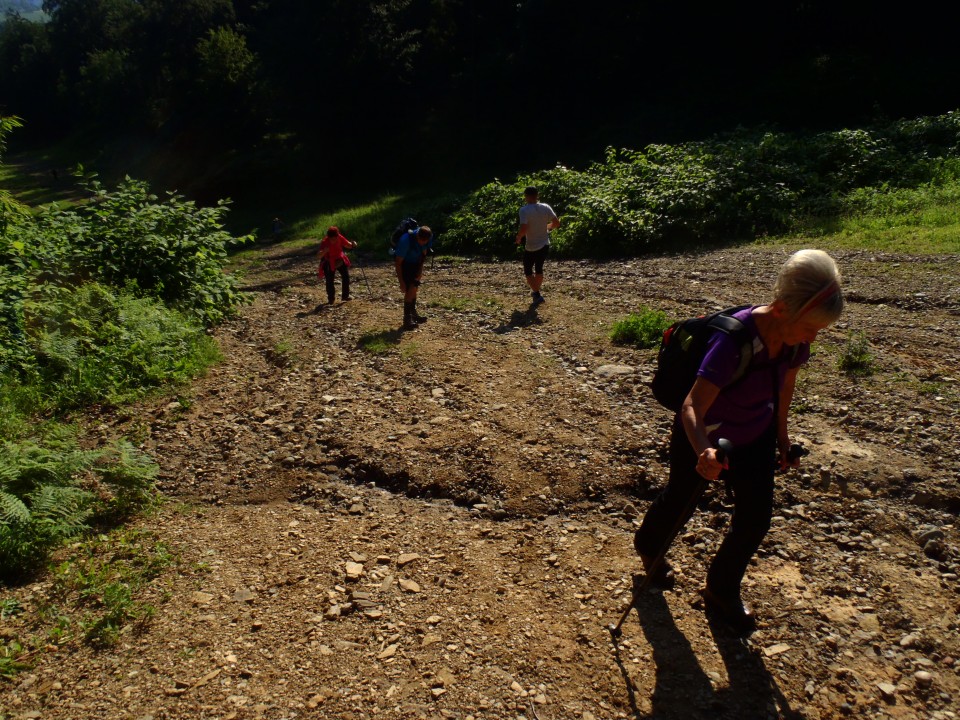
left=514, top=186, right=559, bottom=305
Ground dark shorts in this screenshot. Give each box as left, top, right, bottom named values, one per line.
left=523, top=246, right=548, bottom=277
left=401, top=257, right=425, bottom=286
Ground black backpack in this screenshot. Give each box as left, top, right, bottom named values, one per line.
left=388, top=217, right=419, bottom=256
left=650, top=305, right=754, bottom=412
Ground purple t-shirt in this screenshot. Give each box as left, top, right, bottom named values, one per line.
left=697, top=306, right=810, bottom=446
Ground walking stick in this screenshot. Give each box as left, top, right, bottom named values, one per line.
left=353, top=252, right=372, bottom=296
left=608, top=438, right=732, bottom=640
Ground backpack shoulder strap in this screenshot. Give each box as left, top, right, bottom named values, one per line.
left=706, top=306, right=754, bottom=386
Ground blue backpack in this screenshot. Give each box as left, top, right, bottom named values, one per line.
left=388, top=217, right=419, bottom=256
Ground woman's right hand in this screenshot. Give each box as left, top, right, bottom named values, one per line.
left=696, top=447, right=728, bottom=481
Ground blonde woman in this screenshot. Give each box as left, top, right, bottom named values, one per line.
left=634, top=249, right=844, bottom=634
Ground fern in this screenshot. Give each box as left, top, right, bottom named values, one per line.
left=29, top=485, right=95, bottom=538
left=94, top=440, right=157, bottom=519
left=0, top=490, right=30, bottom=524
left=0, top=431, right=155, bottom=581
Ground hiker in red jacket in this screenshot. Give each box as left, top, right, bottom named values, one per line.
left=317, top=226, right=356, bottom=304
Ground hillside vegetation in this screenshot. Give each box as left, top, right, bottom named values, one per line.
left=0, top=117, right=249, bottom=579
left=1, top=112, right=959, bottom=709
left=3, top=1, right=960, bottom=200
left=443, top=112, right=960, bottom=257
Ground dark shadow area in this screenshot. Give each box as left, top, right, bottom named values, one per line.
left=295, top=302, right=328, bottom=318
left=706, top=614, right=806, bottom=720
left=239, top=272, right=314, bottom=293
left=356, top=329, right=404, bottom=351
left=631, top=589, right=718, bottom=719
left=491, top=303, right=543, bottom=334
left=611, top=578, right=800, bottom=719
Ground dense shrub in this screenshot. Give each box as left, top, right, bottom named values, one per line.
left=610, top=307, right=669, bottom=349
left=1, top=119, right=245, bottom=583
left=444, top=111, right=960, bottom=257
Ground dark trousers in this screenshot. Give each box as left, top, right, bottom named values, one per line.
left=634, top=422, right=776, bottom=599
left=322, top=261, right=350, bottom=302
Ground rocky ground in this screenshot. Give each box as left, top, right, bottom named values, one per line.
left=2, top=242, right=959, bottom=720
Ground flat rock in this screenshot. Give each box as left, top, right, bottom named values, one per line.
left=594, top=364, right=635, bottom=377
left=399, top=579, right=421, bottom=593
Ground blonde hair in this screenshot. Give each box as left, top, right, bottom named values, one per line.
left=773, top=249, right=844, bottom=324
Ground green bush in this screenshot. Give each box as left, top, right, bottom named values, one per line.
left=443, top=111, right=960, bottom=257
left=838, top=331, right=874, bottom=375
left=22, top=282, right=220, bottom=409
left=0, top=122, right=237, bottom=586
left=610, top=307, right=669, bottom=349
left=11, top=176, right=253, bottom=325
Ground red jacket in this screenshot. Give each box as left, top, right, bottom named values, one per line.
left=319, top=233, right=354, bottom=269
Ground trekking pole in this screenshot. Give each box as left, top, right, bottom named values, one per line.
left=353, top=250, right=372, bottom=296
left=608, top=438, right=732, bottom=640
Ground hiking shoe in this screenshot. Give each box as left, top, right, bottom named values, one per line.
left=342, top=295, right=352, bottom=302
left=639, top=553, right=676, bottom=590
left=532, top=292, right=545, bottom=305
left=701, top=586, right=756, bottom=635
left=634, top=531, right=676, bottom=588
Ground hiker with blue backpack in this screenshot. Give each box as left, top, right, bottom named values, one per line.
left=394, top=224, right=434, bottom=330
left=633, top=249, right=844, bottom=635
left=515, top=186, right=559, bottom=305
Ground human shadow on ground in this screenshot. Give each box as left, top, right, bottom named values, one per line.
left=611, top=581, right=803, bottom=719
left=356, top=328, right=405, bottom=349
left=706, top=613, right=805, bottom=720
left=296, top=301, right=329, bottom=317
left=491, top=302, right=542, bottom=334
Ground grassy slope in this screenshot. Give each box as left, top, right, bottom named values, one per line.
left=5, top=145, right=959, bottom=256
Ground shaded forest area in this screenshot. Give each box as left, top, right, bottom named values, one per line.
left=2, top=1, right=959, bottom=204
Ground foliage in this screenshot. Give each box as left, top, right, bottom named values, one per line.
left=610, top=307, right=669, bottom=349
left=444, top=112, right=960, bottom=257
left=3, top=0, right=960, bottom=196
left=1, top=280, right=221, bottom=414
left=46, top=528, right=174, bottom=647
left=838, top=331, right=874, bottom=376
left=0, top=427, right=158, bottom=581
left=2, top=525, right=176, bottom=680
left=0, top=122, right=234, bottom=589
left=0, top=115, right=29, bottom=235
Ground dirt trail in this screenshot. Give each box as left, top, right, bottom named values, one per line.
left=2, top=244, right=959, bottom=720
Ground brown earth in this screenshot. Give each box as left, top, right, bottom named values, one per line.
left=2, top=243, right=959, bottom=720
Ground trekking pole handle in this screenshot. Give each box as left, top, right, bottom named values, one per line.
left=787, top=443, right=808, bottom=462
left=715, top=438, right=733, bottom=467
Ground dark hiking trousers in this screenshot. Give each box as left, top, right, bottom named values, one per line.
left=634, top=421, right=777, bottom=600
left=323, top=260, right=350, bottom=302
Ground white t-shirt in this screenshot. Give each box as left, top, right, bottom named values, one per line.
left=518, top=202, right=557, bottom=252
